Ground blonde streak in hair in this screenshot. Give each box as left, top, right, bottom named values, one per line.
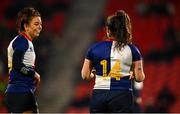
left=125, top=13, right=132, bottom=43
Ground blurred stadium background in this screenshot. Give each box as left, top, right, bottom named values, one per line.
left=0, top=0, right=179, bottom=113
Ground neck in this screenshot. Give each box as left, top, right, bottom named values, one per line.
left=106, top=37, right=116, bottom=41
left=20, top=32, right=33, bottom=41
left=24, top=32, right=32, bottom=40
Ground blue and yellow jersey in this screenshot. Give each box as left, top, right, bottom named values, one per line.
left=6, top=33, right=36, bottom=93
left=86, top=40, right=142, bottom=91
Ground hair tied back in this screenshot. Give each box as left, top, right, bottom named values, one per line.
left=115, top=10, right=125, bottom=17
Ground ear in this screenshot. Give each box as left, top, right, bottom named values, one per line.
left=24, top=23, right=29, bottom=32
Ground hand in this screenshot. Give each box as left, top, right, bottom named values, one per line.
left=90, top=68, right=96, bottom=78
left=34, top=72, right=40, bottom=85
left=129, top=71, right=134, bottom=80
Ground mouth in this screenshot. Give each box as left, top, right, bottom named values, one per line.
left=36, top=30, right=41, bottom=35
left=34, top=31, right=41, bottom=37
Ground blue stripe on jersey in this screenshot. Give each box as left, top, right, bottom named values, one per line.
left=13, top=35, right=29, bottom=52
left=128, top=44, right=142, bottom=61
left=86, top=41, right=112, bottom=76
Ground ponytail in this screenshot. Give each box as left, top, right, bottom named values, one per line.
left=106, top=10, right=132, bottom=50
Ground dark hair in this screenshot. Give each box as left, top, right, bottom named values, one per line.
left=16, top=7, right=41, bottom=32
left=106, top=10, right=132, bottom=50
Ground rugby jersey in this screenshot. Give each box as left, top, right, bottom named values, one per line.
left=86, top=40, right=142, bottom=91
left=6, top=33, right=36, bottom=93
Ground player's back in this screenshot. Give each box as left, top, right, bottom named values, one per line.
left=86, top=40, right=141, bottom=91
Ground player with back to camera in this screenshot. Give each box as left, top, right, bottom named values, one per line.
left=4, top=7, right=42, bottom=113
left=81, top=10, right=145, bottom=113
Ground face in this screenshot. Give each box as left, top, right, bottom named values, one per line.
left=25, top=16, right=42, bottom=39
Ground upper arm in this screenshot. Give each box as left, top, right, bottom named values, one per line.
left=12, top=37, right=35, bottom=76
left=129, top=44, right=145, bottom=82
left=13, top=37, right=29, bottom=52
left=12, top=37, right=28, bottom=69
left=133, top=60, right=145, bottom=82
left=81, top=59, right=93, bottom=80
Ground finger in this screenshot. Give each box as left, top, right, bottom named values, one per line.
left=129, top=75, right=134, bottom=80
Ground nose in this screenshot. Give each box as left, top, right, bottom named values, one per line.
left=39, top=24, right=42, bottom=31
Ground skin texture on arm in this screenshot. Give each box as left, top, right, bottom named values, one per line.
left=81, top=59, right=95, bottom=80
left=132, top=60, right=145, bottom=82
left=34, top=72, right=40, bottom=85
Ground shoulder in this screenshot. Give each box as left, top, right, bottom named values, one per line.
left=128, top=44, right=140, bottom=52
left=128, top=44, right=142, bottom=61
left=86, top=41, right=112, bottom=59
left=12, top=35, right=29, bottom=51
left=13, top=35, right=28, bottom=44
left=90, top=41, right=112, bottom=49
left=128, top=43, right=138, bottom=48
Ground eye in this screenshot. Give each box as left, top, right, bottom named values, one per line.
left=34, top=22, right=42, bottom=26
left=34, top=23, right=39, bottom=26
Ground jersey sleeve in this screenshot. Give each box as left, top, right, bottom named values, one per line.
left=12, top=37, right=35, bottom=77
left=128, top=44, right=142, bottom=61
left=85, top=46, right=93, bottom=60
left=13, top=37, right=29, bottom=52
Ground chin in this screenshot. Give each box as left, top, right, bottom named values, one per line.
left=33, top=35, right=39, bottom=39
left=35, top=33, right=40, bottom=37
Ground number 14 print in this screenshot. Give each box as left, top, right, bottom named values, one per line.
left=100, top=59, right=121, bottom=80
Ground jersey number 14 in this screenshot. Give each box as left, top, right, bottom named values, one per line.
left=100, top=59, right=121, bottom=80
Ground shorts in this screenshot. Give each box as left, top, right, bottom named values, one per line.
left=4, top=92, right=38, bottom=113
left=90, top=89, right=133, bottom=113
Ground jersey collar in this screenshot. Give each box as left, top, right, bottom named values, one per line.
left=105, top=37, right=116, bottom=41
left=20, top=32, right=32, bottom=42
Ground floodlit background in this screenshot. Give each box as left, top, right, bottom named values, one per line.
left=0, top=0, right=179, bottom=113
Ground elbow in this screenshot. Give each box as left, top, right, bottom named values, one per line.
left=81, top=74, right=86, bottom=80
left=81, top=74, right=89, bottom=80
left=135, top=73, right=145, bottom=82
left=81, top=72, right=92, bottom=80
left=81, top=71, right=88, bottom=80
left=13, top=60, right=21, bottom=71
left=81, top=72, right=85, bottom=80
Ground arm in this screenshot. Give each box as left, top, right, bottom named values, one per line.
left=13, top=49, right=35, bottom=77
left=34, top=72, right=41, bottom=85
left=81, top=59, right=95, bottom=80
left=133, top=60, right=145, bottom=82
left=13, top=49, right=41, bottom=84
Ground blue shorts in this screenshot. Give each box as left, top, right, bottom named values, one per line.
left=90, top=89, right=133, bottom=113
left=4, top=92, right=38, bottom=113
